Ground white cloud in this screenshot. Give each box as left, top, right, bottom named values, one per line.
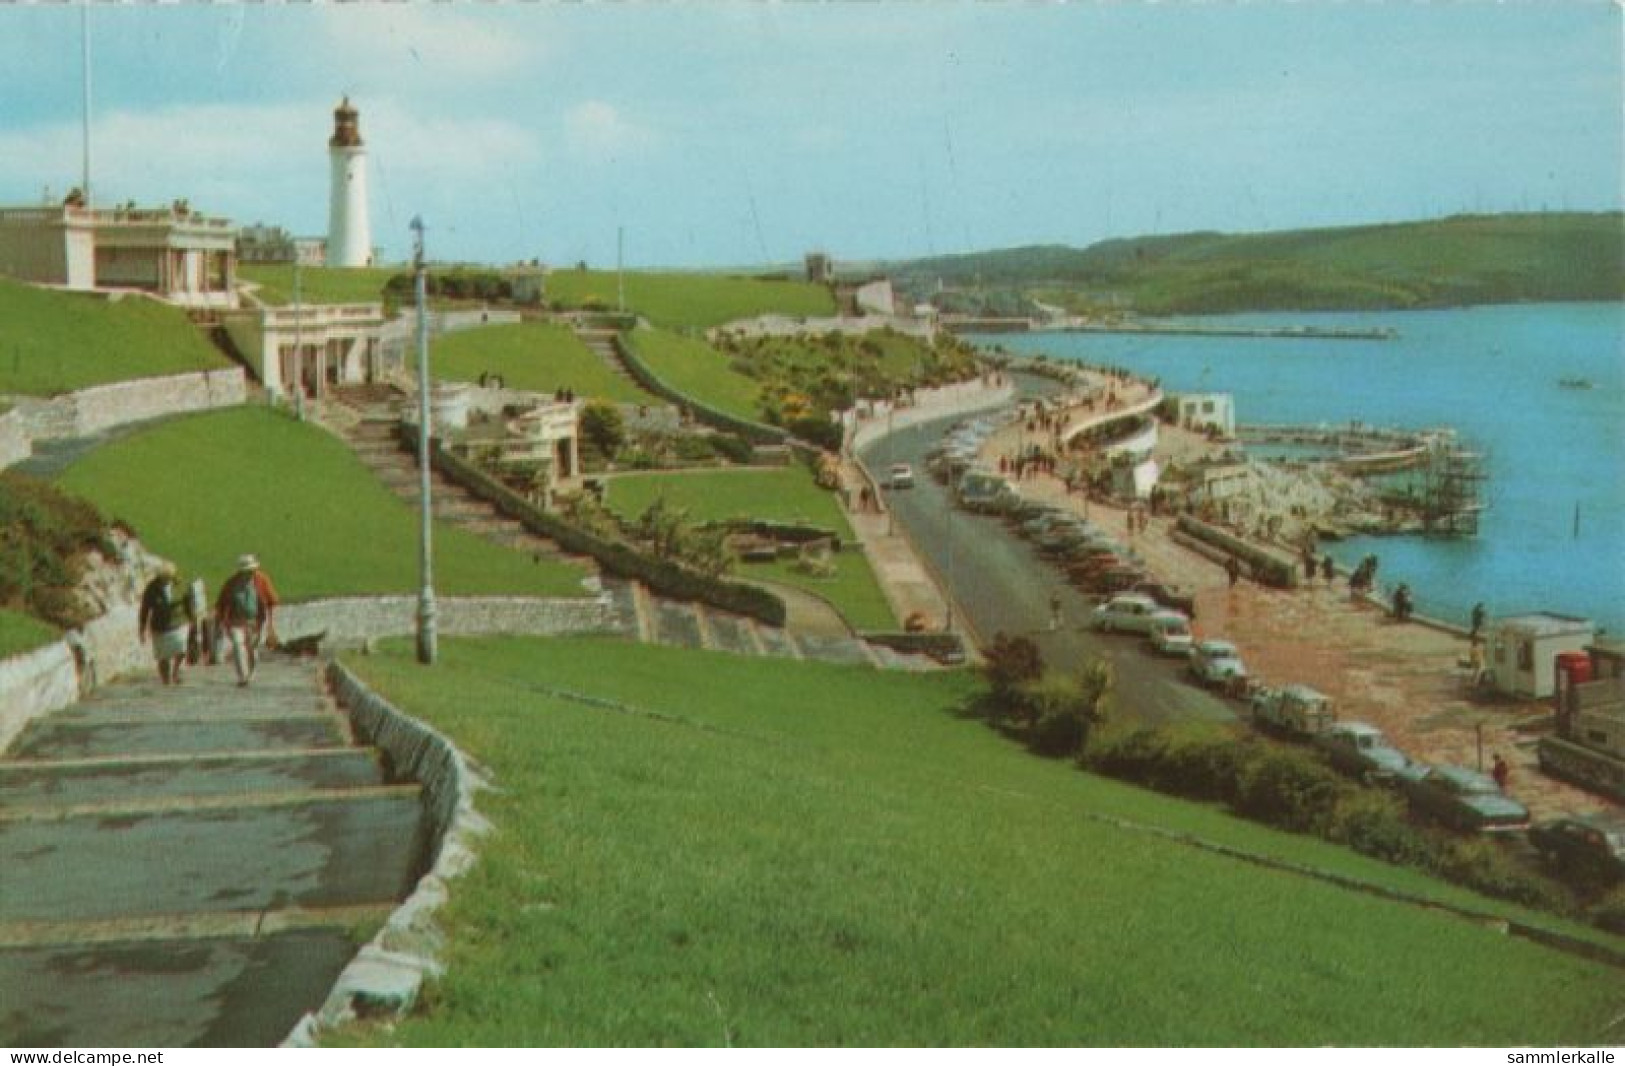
left=563, top=101, right=656, bottom=162
left=311, top=5, right=540, bottom=87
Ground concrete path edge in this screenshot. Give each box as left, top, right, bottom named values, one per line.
left=282, top=661, right=493, bottom=1046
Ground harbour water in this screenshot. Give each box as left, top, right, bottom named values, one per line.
left=987, top=303, right=1625, bottom=634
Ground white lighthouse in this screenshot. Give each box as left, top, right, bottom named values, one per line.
left=326, top=97, right=372, bottom=268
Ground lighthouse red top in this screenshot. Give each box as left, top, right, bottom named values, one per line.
left=330, top=96, right=363, bottom=149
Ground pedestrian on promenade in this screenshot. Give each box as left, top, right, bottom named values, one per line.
left=1470, top=601, right=1487, bottom=639
left=858, top=486, right=872, bottom=513
left=1392, top=583, right=1413, bottom=623
left=1226, top=555, right=1242, bottom=588
left=1049, top=591, right=1064, bottom=632
left=1491, top=753, right=1511, bottom=791
left=1303, top=548, right=1317, bottom=582
left=216, top=554, right=280, bottom=687
left=1321, top=555, right=1335, bottom=585
left=138, top=562, right=195, bottom=685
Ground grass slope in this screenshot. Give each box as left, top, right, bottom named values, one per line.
left=548, top=270, right=837, bottom=330
left=56, top=407, right=586, bottom=601
left=431, top=322, right=657, bottom=405
left=626, top=329, right=763, bottom=422
left=603, top=467, right=893, bottom=629
left=237, top=264, right=399, bottom=307
left=0, top=609, right=59, bottom=659
left=0, top=278, right=230, bottom=396
left=895, top=213, right=1625, bottom=313
left=342, top=637, right=1621, bottom=1046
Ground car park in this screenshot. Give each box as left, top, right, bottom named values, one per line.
left=1528, top=813, right=1625, bottom=883
left=1090, top=593, right=1163, bottom=634
left=888, top=463, right=915, bottom=489
left=1393, top=763, right=1530, bottom=834
left=1147, top=611, right=1195, bottom=656
left=1313, top=721, right=1411, bottom=782
left=1189, top=639, right=1247, bottom=689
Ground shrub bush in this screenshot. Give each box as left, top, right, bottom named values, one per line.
left=1432, top=839, right=1570, bottom=912
left=1584, top=887, right=1625, bottom=935
left=1147, top=725, right=1255, bottom=804
left=0, top=473, right=113, bottom=629
left=1326, top=789, right=1435, bottom=868
left=1234, top=746, right=1345, bottom=834
left=711, top=433, right=756, bottom=465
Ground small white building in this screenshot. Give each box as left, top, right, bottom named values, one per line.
left=0, top=199, right=238, bottom=308
left=1168, top=392, right=1236, bottom=437
left=221, top=302, right=389, bottom=400
left=854, top=278, right=896, bottom=317
left=1489, top=613, right=1596, bottom=699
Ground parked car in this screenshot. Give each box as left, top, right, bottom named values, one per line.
left=1090, top=593, right=1163, bottom=634
left=888, top=463, right=915, bottom=489
left=1189, top=639, right=1247, bottom=689
left=1129, top=578, right=1198, bottom=619
left=1528, top=813, right=1625, bottom=883
left=1085, top=565, right=1149, bottom=595
left=1250, top=684, right=1336, bottom=738
left=1314, top=721, right=1411, bottom=782
left=1393, top=763, right=1530, bottom=834
left=1147, top=611, right=1195, bottom=656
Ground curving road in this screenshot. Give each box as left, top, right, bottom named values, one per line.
left=863, top=408, right=1236, bottom=727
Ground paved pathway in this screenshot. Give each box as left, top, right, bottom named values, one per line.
left=0, top=656, right=426, bottom=1047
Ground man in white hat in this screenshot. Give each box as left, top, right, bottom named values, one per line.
left=215, top=554, right=280, bottom=686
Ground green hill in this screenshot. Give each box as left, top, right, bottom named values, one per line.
left=893, top=212, right=1625, bottom=314
left=0, top=278, right=231, bottom=396
left=340, top=636, right=1621, bottom=1046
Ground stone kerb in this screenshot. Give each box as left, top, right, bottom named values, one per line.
left=70, top=368, right=247, bottom=436
left=275, top=594, right=623, bottom=646
left=286, top=662, right=492, bottom=1043
left=0, top=406, right=29, bottom=468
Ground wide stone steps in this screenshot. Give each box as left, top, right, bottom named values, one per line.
left=0, top=657, right=428, bottom=1047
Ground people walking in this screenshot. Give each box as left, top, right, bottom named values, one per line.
left=1491, top=753, right=1511, bottom=791
left=138, top=562, right=195, bottom=686
left=1391, top=583, right=1413, bottom=623
left=1321, top=554, right=1335, bottom=586
left=1470, top=601, right=1487, bottom=639
left=216, top=554, right=280, bottom=687
left=1225, top=555, right=1242, bottom=588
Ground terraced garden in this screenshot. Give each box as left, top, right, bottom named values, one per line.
left=431, top=322, right=658, bottom=405
left=55, top=407, right=587, bottom=602
left=0, top=278, right=231, bottom=395
left=339, top=636, right=1623, bottom=1046
left=547, top=269, right=836, bottom=330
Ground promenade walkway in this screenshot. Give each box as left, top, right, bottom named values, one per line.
left=0, top=657, right=426, bottom=1046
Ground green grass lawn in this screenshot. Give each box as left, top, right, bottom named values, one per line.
left=740, top=554, right=896, bottom=632
left=55, top=407, right=587, bottom=602
left=0, top=609, right=59, bottom=659
left=602, top=468, right=893, bottom=630
left=547, top=270, right=836, bottom=330
left=237, top=264, right=400, bottom=307
left=0, top=278, right=231, bottom=396
left=625, top=329, right=764, bottom=422
left=431, top=322, right=658, bottom=405
left=604, top=467, right=847, bottom=530
left=340, top=637, right=1621, bottom=1046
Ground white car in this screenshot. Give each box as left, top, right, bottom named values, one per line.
left=1189, top=639, right=1247, bottom=688
left=1090, top=593, right=1162, bottom=634
left=1146, top=611, right=1194, bottom=656
left=888, top=463, right=915, bottom=489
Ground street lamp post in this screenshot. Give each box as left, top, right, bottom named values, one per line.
left=944, top=485, right=956, bottom=633
left=411, top=217, right=438, bottom=665
left=293, top=258, right=304, bottom=422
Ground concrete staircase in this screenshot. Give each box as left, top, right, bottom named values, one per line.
left=0, top=657, right=426, bottom=1047
left=574, top=327, right=642, bottom=390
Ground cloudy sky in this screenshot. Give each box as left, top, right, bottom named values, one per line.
left=1, top=3, right=1618, bottom=267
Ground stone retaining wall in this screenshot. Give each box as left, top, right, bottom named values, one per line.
left=286, top=662, right=493, bottom=1043
left=0, top=368, right=247, bottom=471
left=0, top=407, right=29, bottom=468
left=0, top=602, right=147, bottom=755
left=276, top=593, right=623, bottom=646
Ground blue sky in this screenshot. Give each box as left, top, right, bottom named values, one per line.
left=1, top=3, right=1618, bottom=268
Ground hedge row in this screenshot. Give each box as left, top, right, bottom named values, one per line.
left=0, top=472, right=114, bottom=629
left=414, top=426, right=788, bottom=627
left=613, top=333, right=789, bottom=447
left=1083, top=723, right=1573, bottom=915
left=1175, top=515, right=1299, bottom=588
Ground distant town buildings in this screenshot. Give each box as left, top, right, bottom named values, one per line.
left=1167, top=392, right=1237, bottom=438
left=326, top=97, right=373, bottom=268
left=0, top=195, right=238, bottom=309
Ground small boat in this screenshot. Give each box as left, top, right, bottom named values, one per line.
left=1558, top=377, right=1594, bottom=390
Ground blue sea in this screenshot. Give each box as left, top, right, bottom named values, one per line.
left=988, top=303, right=1625, bottom=634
